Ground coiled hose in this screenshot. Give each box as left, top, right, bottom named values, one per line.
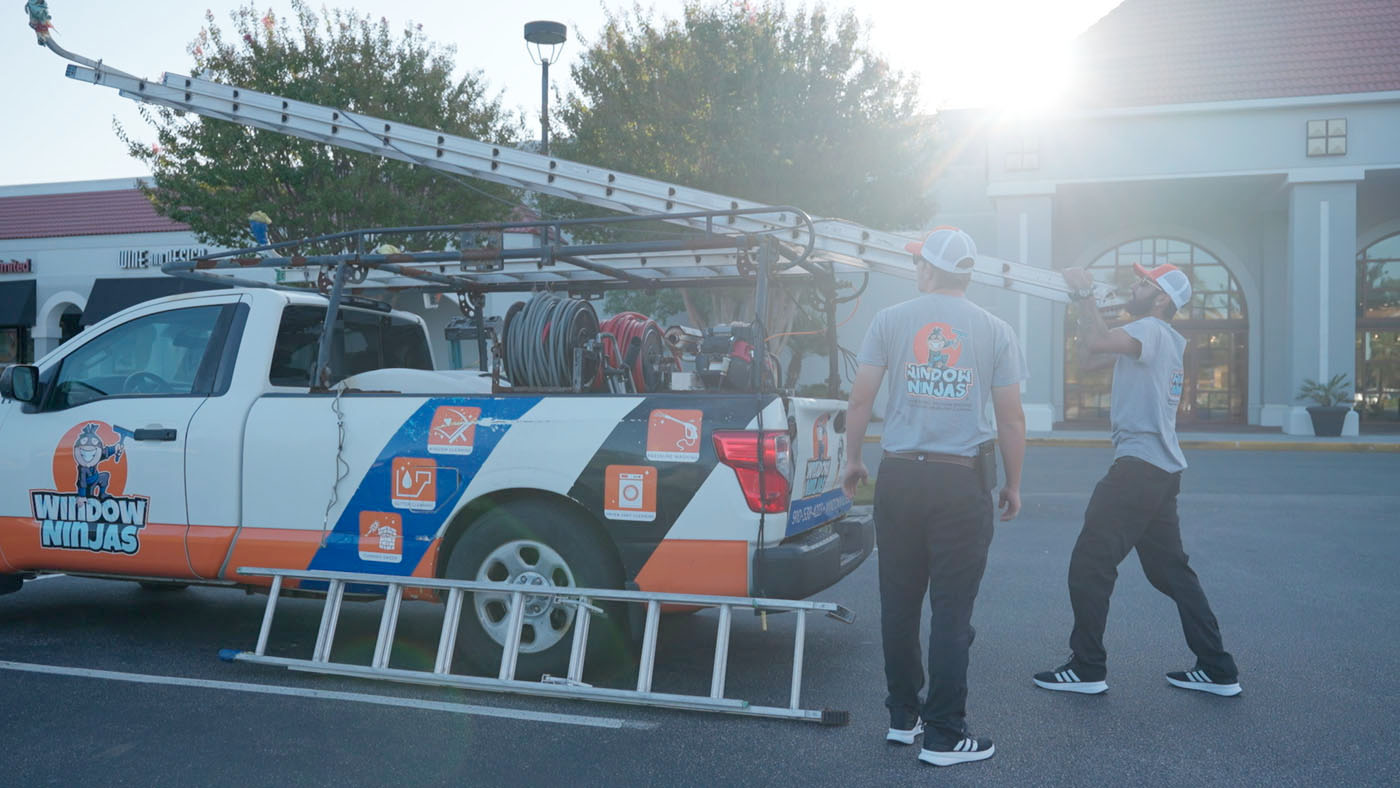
left=599, top=312, right=671, bottom=393
left=502, top=293, right=601, bottom=388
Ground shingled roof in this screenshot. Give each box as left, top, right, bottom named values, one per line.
left=1071, top=0, right=1400, bottom=108
left=0, top=188, right=189, bottom=241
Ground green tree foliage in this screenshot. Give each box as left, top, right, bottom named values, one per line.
left=118, top=2, right=522, bottom=249
left=560, top=1, right=935, bottom=229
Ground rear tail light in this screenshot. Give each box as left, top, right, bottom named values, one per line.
left=713, top=430, right=791, bottom=513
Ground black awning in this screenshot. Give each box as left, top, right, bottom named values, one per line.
left=0, top=279, right=36, bottom=326
left=82, top=277, right=230, bottom=326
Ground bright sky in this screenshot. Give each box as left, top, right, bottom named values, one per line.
left=2, top=0, right=1122, bottom=187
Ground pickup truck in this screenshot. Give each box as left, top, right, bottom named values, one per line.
left=0, top=286, right=873, bottom=676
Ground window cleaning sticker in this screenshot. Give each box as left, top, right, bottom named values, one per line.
left=31, top=421, right=149, bottom=555
left=428, top=405, right=481, bottom=455
left=646, top=409, right=702, bottom=462
left=604, top=465, right=657, bottom=522
left=359, top=511, right=403, bottom=563
left=391, top=457, right=437, bottom=512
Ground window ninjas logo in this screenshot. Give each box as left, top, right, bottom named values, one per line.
left=905, top=322, right=974, bottom=400
left=30, top=421, right=149, bottom=555
left=30, top=493, right=147, bottom=554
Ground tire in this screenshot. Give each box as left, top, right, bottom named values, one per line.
left=444, top=498, right=630, bottom=680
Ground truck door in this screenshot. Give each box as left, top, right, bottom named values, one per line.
left=3, top=302, right=232, bottom=577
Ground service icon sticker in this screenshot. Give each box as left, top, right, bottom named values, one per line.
left=646, top=409, right=702, bottom=462
left=604, top=464, right=657, bottom=522
left=359, top=511, right=403, bottom=563
left=391, top=457, right=437, bottom=512
left=428, top=406, right=481, bottom=455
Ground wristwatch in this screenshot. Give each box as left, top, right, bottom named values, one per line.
left=1068, top=287, right=1096, bottom=301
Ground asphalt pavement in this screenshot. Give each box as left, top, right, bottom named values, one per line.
left=2, top=446, right=1398, bottom=786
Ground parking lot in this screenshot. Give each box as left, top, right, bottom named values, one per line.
left=3, top=446, right=1398, bottom=786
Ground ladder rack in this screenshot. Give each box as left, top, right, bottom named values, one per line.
left=221, top=567, right=855, bottom=725
left=58, top=61, right=1122, bottom=309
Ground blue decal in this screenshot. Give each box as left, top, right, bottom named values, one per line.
left=786, top=488, right=852, bottom=536
left=306, top=396, right=542, bottom=583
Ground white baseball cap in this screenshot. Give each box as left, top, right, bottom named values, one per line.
left=904, top=226, right=978, bottom=274
left=1134, top=262, right=1193, bottom=310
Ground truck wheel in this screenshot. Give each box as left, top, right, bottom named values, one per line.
left=444, top=499, right=629, bottom=680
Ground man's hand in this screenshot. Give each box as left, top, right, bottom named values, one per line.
left=1062, top=267, right=1094, bottom=291
left=841, top=461, right=869, bottom=499
left=998, top=485, right=1021, bottom=521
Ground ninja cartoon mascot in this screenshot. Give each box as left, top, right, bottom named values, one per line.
left=73, top=423, right=124, bottom=499
left=925, top=325, right=961, bottom=369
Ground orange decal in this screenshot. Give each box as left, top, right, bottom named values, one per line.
left=634, top=539, right=748, bottom=599
left=428, top=406, right=481, bottom=455
left=358, top=511, right=404, bottom=564
left=391, top=457, right=437, bottom=512
left=220, top=528, right=326, bottom=587
left=604, top=465, right=657, bottom=522
left=646, top=409, right=703, bottom=462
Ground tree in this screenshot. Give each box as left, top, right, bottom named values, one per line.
left=559, top=1, right=935, bottom=385
left=118, top=2, right=522, bottom=250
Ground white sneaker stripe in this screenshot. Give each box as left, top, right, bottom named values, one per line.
left=1187, top=671, right=1198, bottom=682
left=1067, top=669, right=1080, bottom=682
left=1056, top=671, right=1066, bottom=682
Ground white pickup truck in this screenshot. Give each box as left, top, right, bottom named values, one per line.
left=0, top=286, right=872, bottom=675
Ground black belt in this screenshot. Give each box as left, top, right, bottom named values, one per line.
left=883, top=450, right=975, bottom=468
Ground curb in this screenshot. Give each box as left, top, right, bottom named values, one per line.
left=862, top=435, right=1400, bottom=452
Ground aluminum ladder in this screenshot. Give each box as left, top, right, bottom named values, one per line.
left=53, top=55, right=1121, bottom=309
left=219, top=567, right=856, bottom=725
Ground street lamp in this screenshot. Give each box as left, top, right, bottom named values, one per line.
left=524, top=20, right=566, bottom=156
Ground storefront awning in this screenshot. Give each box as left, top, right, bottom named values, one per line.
left=82, top=277, right=229, bottom=327
left=0, top=279, right=36, bottom=326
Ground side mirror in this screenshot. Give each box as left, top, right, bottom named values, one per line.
left=0, top=364, right=39, bottom=404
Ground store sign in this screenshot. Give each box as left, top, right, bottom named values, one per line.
left=0, top=258, right=32, bottom=274
left=118, top=248, right=208, bottom=270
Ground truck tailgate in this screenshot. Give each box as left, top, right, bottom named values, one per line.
left=784, top=397, right=852, bottom=536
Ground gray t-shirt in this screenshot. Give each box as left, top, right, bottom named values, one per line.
left=1111, top=317, right=1188, bottom=473
left=857, top=293, right=1028, bottom=456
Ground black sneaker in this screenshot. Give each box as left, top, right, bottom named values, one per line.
left=886, top=717, right=924, bottom=745
left=918, top=734, right=995, bottom=766
left=1033, top=657, right=1108, bottom=694
left=1166, top=667, right=1242, bottom=697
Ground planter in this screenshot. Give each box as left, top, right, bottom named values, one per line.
left=1305, top=405, right=1349, bottom=437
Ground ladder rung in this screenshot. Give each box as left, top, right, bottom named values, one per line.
left=433, top=588, right=465, bottom=675
left=789, top=610, right=806, bottom=711
left=371, top=583, right=403, bottom=670
left=498, top=590, right=526, bottom=681
left=565, top=597, right=593, bottom=685
left=636, top=600, right=661, bottom=694
left=710, top=604, right=732, bottom=700
left=312, top=579, right=346, bottom=663
left=253, top=574, right=283, bottom=657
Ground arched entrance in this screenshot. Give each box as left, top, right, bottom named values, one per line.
left=1064, top=237, right=1249, bottom=426
left=1356, top=233, right=1400, bottom=424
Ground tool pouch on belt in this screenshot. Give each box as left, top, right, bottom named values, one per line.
left=975, top=440, right=998, bottom=492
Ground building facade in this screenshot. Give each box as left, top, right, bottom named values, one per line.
left=852, top=0, right=1400, bottom=435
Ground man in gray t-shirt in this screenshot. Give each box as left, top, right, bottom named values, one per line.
left=1033, top=263, right=1241, bottom=699
left=842, top=227, right=1027, bottom=767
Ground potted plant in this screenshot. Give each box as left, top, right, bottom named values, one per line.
left=1296, top=373, right=1352, bottom=437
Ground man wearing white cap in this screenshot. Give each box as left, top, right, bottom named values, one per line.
left=1034, top=263, right=1241, bottom=698
left=842, top=226, right=1027, bottom=766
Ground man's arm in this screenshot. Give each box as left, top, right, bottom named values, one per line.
left=991, top=383, right=1025, bottom=521
left=841, top=363, right=884, bottom=498
left=1063, top=267, right=1141, bottom=365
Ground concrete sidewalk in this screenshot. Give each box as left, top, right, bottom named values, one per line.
left=862, top=425, right=1400, bottom=452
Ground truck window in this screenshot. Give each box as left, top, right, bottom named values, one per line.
left=48, top=305, right=224, bottom=410
left=269, top=305, right=431, bottom=387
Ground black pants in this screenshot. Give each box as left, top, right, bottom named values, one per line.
left=1068, top=456, right=1238, bottom=678
left=875, top=457, right=993, bottom=744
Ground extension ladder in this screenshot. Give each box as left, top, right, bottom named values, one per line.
left=220, top=567, right=855, bottom=725
left=54, top=57, right=1121, bottom=309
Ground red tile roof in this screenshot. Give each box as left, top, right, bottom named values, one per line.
left=0, top=189, right=190, bottom=240
left=1071, top=0, right=1400, bottom=108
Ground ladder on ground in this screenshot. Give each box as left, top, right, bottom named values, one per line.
left=220, top=567, right=856, bottom=725
left=46, top=45, right=1121, bottom=309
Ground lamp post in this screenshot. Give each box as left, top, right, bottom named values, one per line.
left=523, top=20, right=567, bottom=156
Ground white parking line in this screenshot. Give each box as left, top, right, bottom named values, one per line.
left=0, top=660, right=655, bottom=730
